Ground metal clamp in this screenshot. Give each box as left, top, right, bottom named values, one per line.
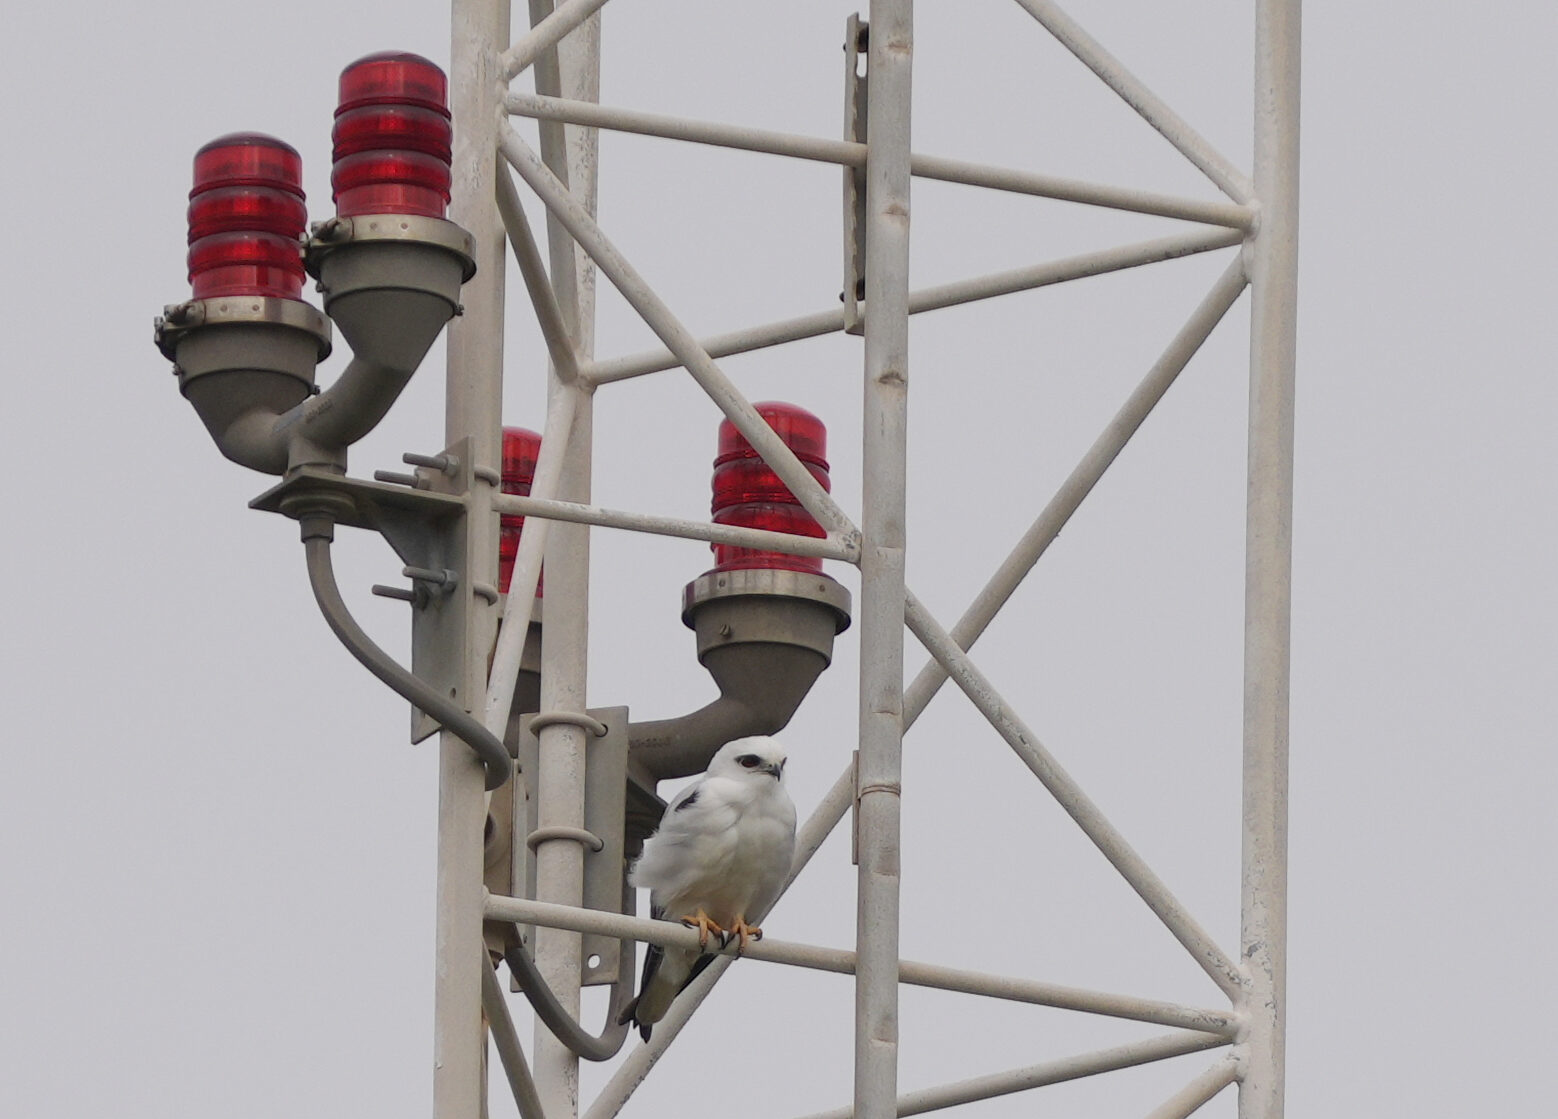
left=525, top=826, right=606, bottom=853
left=154, top=294, right=333, bottom=363
left=529, top=711, right=610, bottom=737
left=306, top=212, right=478, bottom=281
left=858, top=782, right=902, bottom=799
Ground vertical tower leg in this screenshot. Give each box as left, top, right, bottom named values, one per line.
left=855, top=4, right=913, bottom=1119
left=1240, top=2, right=1300, bottom=1116
left=441, top=1, right=512, bottom=1117
left=527, top=5, right=602, bottom=1119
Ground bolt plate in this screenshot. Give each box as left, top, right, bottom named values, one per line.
left=517, top=706, right=630, bottom=987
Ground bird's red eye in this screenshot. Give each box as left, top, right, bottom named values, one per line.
left=737, top=755, right=761, bottom=768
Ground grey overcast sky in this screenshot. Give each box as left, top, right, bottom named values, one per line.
left=2, top=2, right=1554, bottom=1117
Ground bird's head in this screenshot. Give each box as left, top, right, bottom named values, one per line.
left=709, top=736, right=788, bottom=782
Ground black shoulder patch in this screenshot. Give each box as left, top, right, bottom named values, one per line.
left=673, top=788, right=700, bottom=812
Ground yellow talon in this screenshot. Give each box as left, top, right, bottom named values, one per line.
left=728, top=918, right=763, bottom=952
left=679, top=909, right=726, bottom=950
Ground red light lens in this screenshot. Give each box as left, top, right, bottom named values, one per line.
left=191, top=133, right=303, bottom=195
left=186, top=133, right=306, bottom=300
left=499, top=427, right=544, bottom=597
left=187, top=186, right=308, bottom=243
left=712, top=457, right=831, bottom=509
left=331, top=151, right=452, bottom=219
left=707, top=402, right=830, bottom=574
left=715, top=402, right=829, bottom=469
left=337, top=51, right=450, bottom=114
left=332, top=104, right=452, bottom=161
left=333, top=52, right=453, bottom=218
left=187, top=233, right=309, bottom=300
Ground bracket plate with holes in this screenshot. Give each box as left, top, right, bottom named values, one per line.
left=250, top=438, right=475, bottom=743
left=842, top=13, right=869, bottom=336
left=516, top=706, right=630, bottom=988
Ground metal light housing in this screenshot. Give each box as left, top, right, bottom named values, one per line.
left=154, top=55, right=475, bottom=477
left=626, top=403, right=853, bottom=784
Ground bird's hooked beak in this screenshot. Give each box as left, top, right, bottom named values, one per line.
left=764, top=759, right=785, bottom=779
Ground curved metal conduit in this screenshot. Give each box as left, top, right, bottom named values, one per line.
left=299, top=521, right=511, bottom=790
left=302, top=513, right=627, bottom=1056
left=501, top=931, right=630, bottom=1061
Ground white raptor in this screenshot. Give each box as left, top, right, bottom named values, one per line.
left=618, top=736, right=797, bottom=1039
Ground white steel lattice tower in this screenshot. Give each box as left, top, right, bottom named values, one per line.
left=451, top=2, right=1296, bottom=1118
left=449, top=5, right=1298, bottom=1119
left=193, top=1, right=1297, bottom=1117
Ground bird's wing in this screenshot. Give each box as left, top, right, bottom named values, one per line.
left=629, top=776, right=742, bottom=900
left=740, top=791, right=797, bottom=925
left=620, top=767, right=795, bottom=1038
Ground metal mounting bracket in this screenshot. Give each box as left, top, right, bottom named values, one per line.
left=517, top=705, right=630, bottom=987
left=249, top=440, right=475, bottom=744
left=843, top=13, right=869, bottom=336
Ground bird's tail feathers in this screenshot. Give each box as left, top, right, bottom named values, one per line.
left=615, top=994, right=652, bottom=1041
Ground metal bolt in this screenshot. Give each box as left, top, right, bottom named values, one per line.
left=374, top=470, right=426, bottom=489
left=404, top=452, right=460, bottom=476
left=403, top=565, right=459, bottom=592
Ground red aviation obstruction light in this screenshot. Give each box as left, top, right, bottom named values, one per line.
left=499, top=426, right=543, bottom=596
left=186, top=133, right=307, bottom=301
left=708, top=402, right=830, bottom=574
left=331, top=51, right=453, bottom=218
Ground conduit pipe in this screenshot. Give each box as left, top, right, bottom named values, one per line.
left=296, top=509, right=510, bottom=789
left=501, top=934, right=630, bottom=1061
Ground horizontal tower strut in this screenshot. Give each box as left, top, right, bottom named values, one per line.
left=483, top=893, right=1237, bottom=1035
left=794, top=1029, right=1232, bottom=1119
left=492, top=492, right=860, bottom=562
left=505, top=92, right=1254, bottom=228
left=586, top=230, right=1243, bottom=384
